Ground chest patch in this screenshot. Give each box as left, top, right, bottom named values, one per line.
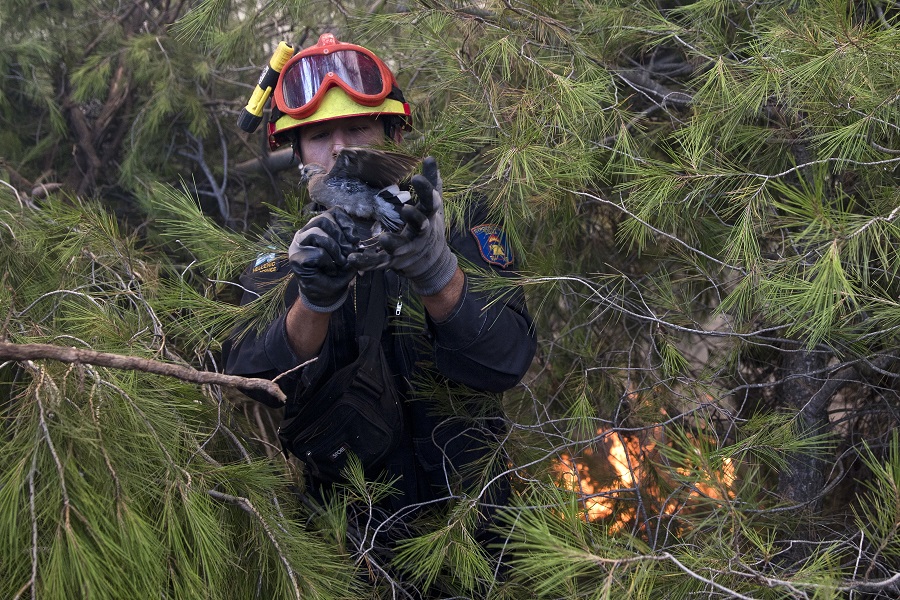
left=252, top=252, right=278, bottom=273
left=470, top=224, right=513, bottom=268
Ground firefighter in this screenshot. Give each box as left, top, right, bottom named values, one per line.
left=223, top=32, right=536, bottom=564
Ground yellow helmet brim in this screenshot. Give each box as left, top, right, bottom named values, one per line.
left=270, top=87, right=410, bottom=143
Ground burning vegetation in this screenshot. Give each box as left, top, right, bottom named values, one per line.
left=553, top=426, right=736, bottom=531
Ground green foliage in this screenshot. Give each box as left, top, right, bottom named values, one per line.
left=3, top=0, right=900, bottom=598
left=853, top=431, right=900, bottom=576
left=375, top=1, right=900, bottom=596
left=393, top=504, right=494, bottom=595
left=0, top=189, right=357, bottom=599
left=501, top=486, right=632, bottom=598
left=148, top=183, right=265, bottom=279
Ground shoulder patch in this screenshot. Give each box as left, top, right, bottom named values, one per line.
left=252, top=252, right=279, bottom=273
left=470, top=224, right=513, bottom=268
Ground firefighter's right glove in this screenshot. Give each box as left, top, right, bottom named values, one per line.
left=372, top=157, right=458, bottom=296
left=289, top=208, right=359, bottom=313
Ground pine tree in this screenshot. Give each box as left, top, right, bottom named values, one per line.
left=2, top=1, right=900, bottom=598
left=0, top=190, right=363, bottom=598
left=377, top=1, right=900, bottom=597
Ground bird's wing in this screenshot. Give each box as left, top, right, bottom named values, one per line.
left=373, top=187, right=407, bottom=232
left=329, top=148, right=420, bottom=188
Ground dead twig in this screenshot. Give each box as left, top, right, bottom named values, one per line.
left=0, top=341, right=286, bottom=405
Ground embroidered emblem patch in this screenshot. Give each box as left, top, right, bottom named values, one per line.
left=252, top=252, right=278, bottom=273
left=470, top=224, right=513, bottom=268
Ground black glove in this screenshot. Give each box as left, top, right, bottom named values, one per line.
left=288, top=208, right=359, bottom=312
left=372, top=157, right=458, bottom=296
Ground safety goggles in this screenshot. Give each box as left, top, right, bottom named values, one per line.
left=274, top=34, right=396, bottom=120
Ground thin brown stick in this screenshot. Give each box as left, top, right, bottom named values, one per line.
left=0, top=341, right=286, bottom=405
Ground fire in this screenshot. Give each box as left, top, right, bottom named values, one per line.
left=553, top=428, right=736, bottom=529
left=555, top=452, right=615, bottom=521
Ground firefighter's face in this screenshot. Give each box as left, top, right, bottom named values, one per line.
left=298, top=116, right=384, bottom=172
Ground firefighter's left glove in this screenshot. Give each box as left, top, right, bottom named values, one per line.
left=371, top=157, right=458, bottom=296
left=289, top=208, right=359, bottom=313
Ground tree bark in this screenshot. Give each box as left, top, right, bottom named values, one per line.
left=777, top=346, right=830, bottom=513
left=233, top=148, right=299, bottom=176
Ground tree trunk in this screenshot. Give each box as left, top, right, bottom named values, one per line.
left=777, top=345, right=831, bottom=524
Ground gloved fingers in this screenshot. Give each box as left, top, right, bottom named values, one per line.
left=387, top=207, right=429, bottom=247
left=400, top=203, right=429, bottom=233
left=346, top=249, right=391, bottom=271
left=291, top=207, right=362, bottom=261
left=289, top=246, right=329, bottom=275
left=290, top=228, right=348, bottom=269
left=296, top=209, right=360, bottom=248
left=327, top=207, right=362, bottom=245
left=421, top=156, right=442, bottom=195
left=376, top=231, right=406, bottom=254
left=292, top=222, right=347, bottom=259
left=410, top=174, right=436, bottom=218
left=377, top=229, right=427, bottom=254
left=299, top=212, right=339, bottom=236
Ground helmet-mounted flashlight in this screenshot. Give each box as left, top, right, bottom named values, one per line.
left=237, top=41, right=295, bottom=133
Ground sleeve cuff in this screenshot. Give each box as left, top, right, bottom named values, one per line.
left=429, top=276, right=488, bottom=351
left=265, top=309, right=335, bottom=395
left=299, top=289, right=349, bottom=313
left=263, top=312, right=302, bottom=373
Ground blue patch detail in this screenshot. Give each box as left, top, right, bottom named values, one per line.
left=470, top=224, right=513, bottom=268
left=252, top=252, right=279, bottom=273
left=254, top=252, right=277, bottom=267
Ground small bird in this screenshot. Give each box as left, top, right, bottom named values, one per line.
left=300, top=148, right=420, bottom=233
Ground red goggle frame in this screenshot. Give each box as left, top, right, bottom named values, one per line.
left=273, top=33, right=397, bottom=120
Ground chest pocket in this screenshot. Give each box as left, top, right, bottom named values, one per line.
left=277, top=271, right=404, bottom=482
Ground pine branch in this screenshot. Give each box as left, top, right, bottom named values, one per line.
left=0, top=341, right=286, bottom=404
left=206, top=490, right=302, bottom=600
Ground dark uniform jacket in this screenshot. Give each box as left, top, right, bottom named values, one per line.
left=222, top=203, right=536, bottom=509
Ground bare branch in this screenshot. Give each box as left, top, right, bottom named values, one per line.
left=178, top=132, right=230, bottom=222
left=0, top=341, right=285, bottom=405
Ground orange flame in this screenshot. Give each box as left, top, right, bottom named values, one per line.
left=554, top=427, right=735, bottom=530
